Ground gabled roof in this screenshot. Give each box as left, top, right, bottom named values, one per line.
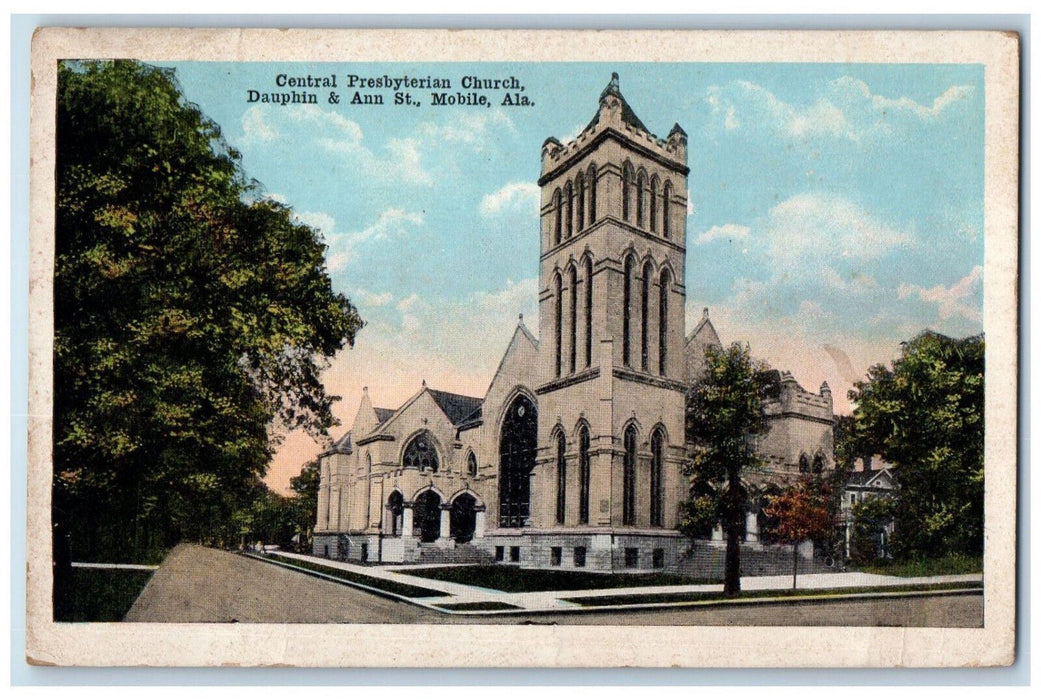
left=373, top=407, right=395, bottom=425
left=325, top=431, right=353, bottom=456
left=585, top=71, right=650, bottom=135
left=847, top=467, right=896, bottom=488
left=427, top=389, right=484, bottom=427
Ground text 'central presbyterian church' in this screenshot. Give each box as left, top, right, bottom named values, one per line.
left=313, top=74, right=835, bottom=571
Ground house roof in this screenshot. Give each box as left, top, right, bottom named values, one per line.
left=427, top=389, right=484, bottom=427
left=847, top=468, right=895, bottom=488
left=585, top=72, right=650, bottom=135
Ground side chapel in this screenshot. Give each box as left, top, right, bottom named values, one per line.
left=313, top=74, right=835, bottom=571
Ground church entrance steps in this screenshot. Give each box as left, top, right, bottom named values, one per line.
left=264, top=550, right=981, bottom=616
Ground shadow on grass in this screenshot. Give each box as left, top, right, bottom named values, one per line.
left=261, top=553, right=445, bottom=598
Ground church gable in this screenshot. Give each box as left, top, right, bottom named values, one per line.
left=482, top=319, right=540, bottom=429
left=685, top=307, right=723, bottom=381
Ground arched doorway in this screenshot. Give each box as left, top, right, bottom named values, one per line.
left=499, top=394, right=537, bottom=528
left=386, top=491, right=403, bottom=536
left=413, top=490, right=442, bottom=543
left=450, top=493, right=478, bottom=543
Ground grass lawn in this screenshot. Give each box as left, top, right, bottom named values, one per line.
left=856, top=554, right=983, bottom=578
left=406, top=565, right=719, bottom=593
left=262, top=553, right=446, bottom=598
left=53, top=567, right=154, bottom=622
left=561, top=580, right=983, bottom=608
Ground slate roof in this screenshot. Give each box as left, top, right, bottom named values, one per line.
left=585, top=72, right=650, bottom=135
left=847, top=468, right=895, bottom=488
left=427, top=389, right=484, bottom=427
left=373, top=407, right=395, bottom=425
left=328, top=431, right=353, bottom=455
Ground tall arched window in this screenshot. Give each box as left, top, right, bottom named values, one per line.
left=622, top=164, right=632, bottom=221
left=650, top=175, right=660, bottom=233
left=564, top=182, right=574, bottom=239
left=584, top=256, right=593, bottom=368
left=555, top=431, right=567, bottom=525
left=403, top=432, right=439, bottom=472
left=650, top=429, right=665, bottom=527
left=636, top=170, right=646, bottom=227
left=640, top=260, right=652, bottom=371
left=578, top=425, right=591, bottom=524
left=467, top=451, right=478, bottom=477
left=623, top=425, right=637, bottom=526
left=568, top=265, right=578, bottom=374
left=553, top=188, right=562, bottom=245
left=662, top=181, right=672, bottom=239
left=587, top=164, right=597, bottom=223
left=799, top=454, right=810, bottom=474
left=575, top=173, right=585, bottom=231
left=813, top=454, right=824, bottom=474
left=554, top=272, right=563, bottom=378
left=622, top=254, right=634, bottom=366
left=659, top=268, right=670, bottom=376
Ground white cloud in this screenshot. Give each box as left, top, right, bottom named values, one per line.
left=479, top=182, right=540, bottom=218
left=417, top=110, right=515, bottom=149
left=353, top=289, right=394, bottom=307
left=898, top=265, right=983, bottom=323
left=386, top=137, right=432, bottom=186
left=240, top=106, right=278, bottom=143
left=763, top=192, right=911, bottom=264
left=708, top=77, right=974, bottom=142
left=693, top=223, right=751, bottom=245
left=298, top=208, right=425, bottom=271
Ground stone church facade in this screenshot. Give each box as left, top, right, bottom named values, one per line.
left=313, top=74, right=834, bottom=571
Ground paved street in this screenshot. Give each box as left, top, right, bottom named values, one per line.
left=124, top=544, right=983, bottom=626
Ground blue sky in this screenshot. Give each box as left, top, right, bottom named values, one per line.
left=161, top=61, right=985, bottom=491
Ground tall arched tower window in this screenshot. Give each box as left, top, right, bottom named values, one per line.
left=587, top=163, right=597, bottom=223
left=583, top=256, right=593, bottom=368
left=578, top=425, right=591, bottom=524
left=554, top=272, right=563, bottom=377
left=623, top=425, right=638, bottom=526
left=553, top=188, right=562, bottom=245
left=640, top=260, right=652, bottom=371
left=622, top=163, right=633, bottom=221
left=575, top=172, right=585, bottom=231
left=555, top=431, right=567, bottom=525
left=650, top=429, right=665, bottom=527
left=662, top=181, right=672, bottom=239
left=568, top=265, right=578, bottom=374
left=467, top=451, right=478, bottom=477
left=564, top=181, right=574, bottom=239
left=650, top=175, right=660, bottom=233
left=403, top=432, right=439, bottom=472
left=636, top=170, right=646, bottom=227
left=622, top=254, right=634, bottom=366
left=659, top=268, right=670, bottom=376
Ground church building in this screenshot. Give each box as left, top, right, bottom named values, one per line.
left=313, top=74, right=835, bottom=571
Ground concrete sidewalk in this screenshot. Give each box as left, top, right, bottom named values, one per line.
left=265, top=550, right=983, bottom=614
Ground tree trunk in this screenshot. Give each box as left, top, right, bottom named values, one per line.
left=723, top=467, right=742, bottom=597
left=792, top=542, right=798, bottom=589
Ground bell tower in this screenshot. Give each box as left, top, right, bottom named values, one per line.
left=532, top=73, right=691, bottom=541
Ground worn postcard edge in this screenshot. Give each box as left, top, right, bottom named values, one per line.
left=24, top=27, right=1020, bottom=668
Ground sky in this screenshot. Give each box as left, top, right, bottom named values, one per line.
left=160, top=61, right=985, bottom=493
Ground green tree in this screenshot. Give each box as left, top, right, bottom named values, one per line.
left=53, top=60, right=362, bottom=573
left=848, top=331, right=984, bottom=560
left=289, top=460, right=321, bottom=551
left=683, top=343, right=770, bottom=596
left=848, top=496, right=896, bottom=566
left=764, top=479, right=835, bottom=589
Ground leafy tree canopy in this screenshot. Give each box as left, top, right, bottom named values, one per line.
left=847, top=331, right=984, bottom=559
left=53, top=60, right=363, bottom=563
left=683, top=342, right=771, bottom=595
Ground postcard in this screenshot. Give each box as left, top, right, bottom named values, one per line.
left=26, top=27, right=1019, bottom=667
